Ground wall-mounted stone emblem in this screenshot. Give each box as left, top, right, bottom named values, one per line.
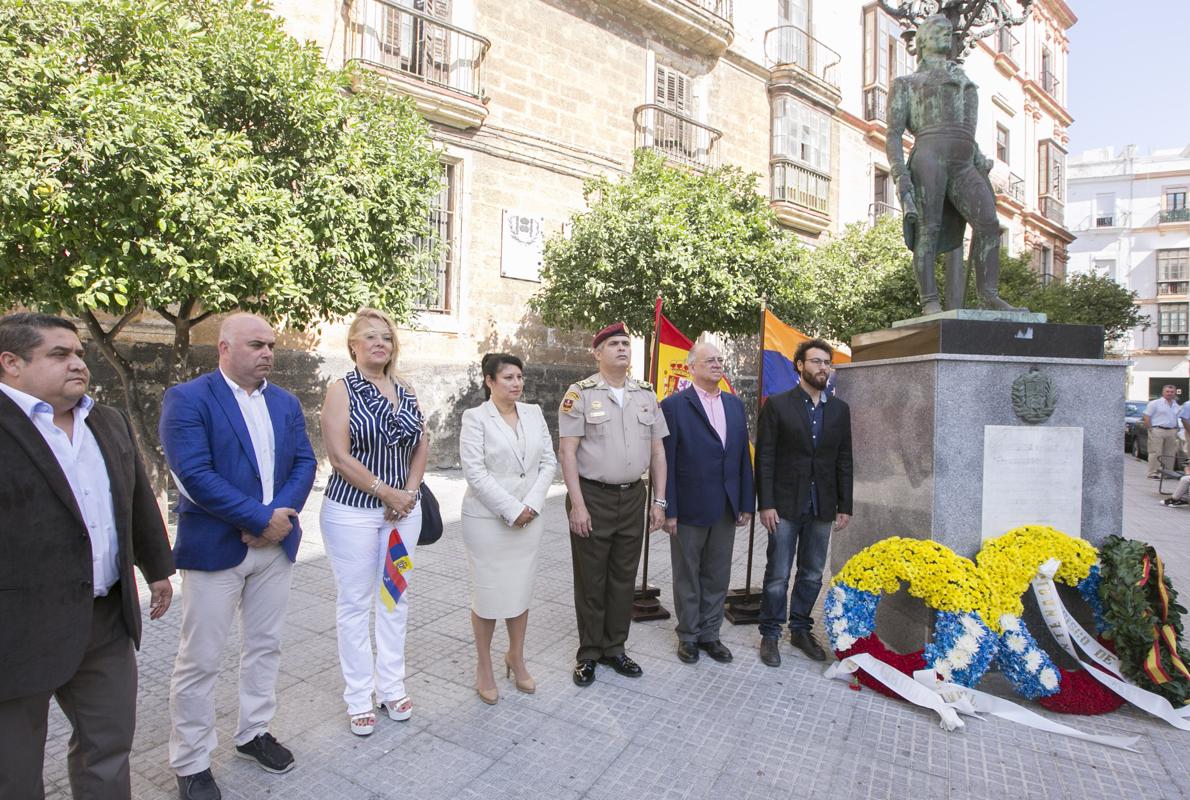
left=1011, top=366, right=1057, bottom=424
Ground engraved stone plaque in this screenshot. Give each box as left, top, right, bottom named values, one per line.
left=980, top=425, right=1084, bottom=540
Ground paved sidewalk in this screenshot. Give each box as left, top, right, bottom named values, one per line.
left=43, top=453, right=1189, bottom=800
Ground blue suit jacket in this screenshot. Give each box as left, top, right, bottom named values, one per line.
left=160, top=371, right=317, bottom=571
left=660, top=387, right=755, bottom=527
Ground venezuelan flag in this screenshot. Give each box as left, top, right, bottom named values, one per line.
left=653, top=297, right=734, bottom=401
left=380, top=528, right=412, bottom=612
left=760, top=310, right=849, bottom=400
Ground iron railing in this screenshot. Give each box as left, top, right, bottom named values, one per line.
left=1040, top=68, right=1060, bottom=98
left=1095, top=215, right=1115, bottom=228
left=868, top=201, right=898, bottom=225
left=997, top=28, right=1019, bottom=61
left=1039, top=195, right=1065, bottom=225
left=347, top=0, right=490, bottom=99
left=764, top=25, right=841, bottom=89
left=687, top=0, right=732, bottom=22
left=863, top=86, right=888, bottom=123
left=771, top=159, right=830, bottom=215
left=1160, top=207, right=1190, bottom=224
left=633, top=104, right=722, bottom=170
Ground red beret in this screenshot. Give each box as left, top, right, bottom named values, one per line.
left=592, top=322, right=630, bottom=348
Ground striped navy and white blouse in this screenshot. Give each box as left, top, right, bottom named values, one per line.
left=325, top=369, right=424, bottom=509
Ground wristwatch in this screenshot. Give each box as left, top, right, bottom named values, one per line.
left=652, top=498, right=668, bottom=509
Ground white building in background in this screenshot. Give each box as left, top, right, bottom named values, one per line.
left=1066, top=145, right=1190, bottom=401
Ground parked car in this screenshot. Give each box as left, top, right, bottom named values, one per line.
left=1123, top=401, right=1146, bottom=452
left=1130, top=419, right=1187, bottom=472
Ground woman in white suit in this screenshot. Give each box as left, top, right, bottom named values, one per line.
left=460, top=353, right=557, bottom=704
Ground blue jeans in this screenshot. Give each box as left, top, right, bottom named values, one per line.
left=758, top=515, right=833, bottom=639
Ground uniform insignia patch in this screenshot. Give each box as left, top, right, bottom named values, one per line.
left=561, top=390, right=580, bottom=415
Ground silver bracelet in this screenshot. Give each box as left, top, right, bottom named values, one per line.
left=368, top=476, right=385, bottom=496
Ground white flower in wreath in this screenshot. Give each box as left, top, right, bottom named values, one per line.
left=954, top=633, right=979, bottom=657
left=936, top=662, right=954, bottom=681
left=1040, top=668, right=1059, bottom=690
left=1024, top=650, right=1043, bottom=672
left=948, top=649, right=974, bottom=670
left=960, top=616, right=985, bottom=639
left=1000, top=614, right=1021, bottom=633
left=1005, top=633, right=1027, bottom=654
left=832, top=586, right=847, bottom=604
left=835, top=633, right=856, bottom=652
left=832, top=618, right=849, bottom=635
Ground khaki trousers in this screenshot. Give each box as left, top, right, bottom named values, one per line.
left=169, top=545, right=292, bottom=777
left=569, top=480, right=647, bottom=662
left=1148, top=426, right=1180, bottom=475
left=0, top=584, right=136, bottom=800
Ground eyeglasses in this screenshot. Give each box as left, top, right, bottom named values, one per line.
left=804, top=358, right=832, bottom=367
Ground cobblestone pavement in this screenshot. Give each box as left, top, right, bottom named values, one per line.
left=42, top=453, right=1190, bottom=800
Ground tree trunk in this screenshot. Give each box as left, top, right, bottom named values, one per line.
left=80, top=307, right=166, bottom=489
left=158, top=298, right=216, bottom=388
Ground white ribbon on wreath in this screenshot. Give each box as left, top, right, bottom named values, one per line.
left=1031, top=557, right=1190, bottom=731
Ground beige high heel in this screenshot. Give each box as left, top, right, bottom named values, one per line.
left=504, top=655, right=536, bottom=694
left=476, top=667, right=498, bottom=705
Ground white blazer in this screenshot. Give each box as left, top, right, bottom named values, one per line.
left=459, top=401, right=558, bottom=525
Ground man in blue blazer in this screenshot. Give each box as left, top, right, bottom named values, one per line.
left=660, top=342, right=754, bottom=664
left=160, top=314, right=316, bottom=800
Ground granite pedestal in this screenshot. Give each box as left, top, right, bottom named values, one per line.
left=832, top=343, right=1126, bottom=652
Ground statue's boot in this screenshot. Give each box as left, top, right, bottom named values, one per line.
left=978, top=292, right=1025, bottom=312
left=922, top=300, right=943, bottom=315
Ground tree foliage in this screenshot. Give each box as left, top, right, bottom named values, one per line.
left=783, top=216, right=1148, bottom=347
left=0, top=0, right=440, bottom=468
left=532, top=150, right=799, bottom=338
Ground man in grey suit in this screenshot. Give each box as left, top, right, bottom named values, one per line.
left=0, top=313, right=175, bottom=799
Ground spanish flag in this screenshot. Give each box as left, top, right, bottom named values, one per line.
left=652, top=297, right=734, bottom=401
left=761, top=309, right=849, bottom=400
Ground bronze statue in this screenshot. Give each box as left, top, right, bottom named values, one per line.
left=886, top=14, right=1023, bottom=315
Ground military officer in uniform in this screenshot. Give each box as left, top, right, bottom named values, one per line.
left=558, top=322, right=668, bottom=687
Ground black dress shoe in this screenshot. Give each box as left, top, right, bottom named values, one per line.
left=573, top=659, right=597, bottom=687
left=598, top=653, right=643, bottom=677
left=759, top=637, right=781, bottom=667
left=789, top=629, right=827, bottom=662
left=178, top=769, right=221, bottom=800
left=699, top=640, right=733, bottom=663
left=677, top=642, right=700, bottom=664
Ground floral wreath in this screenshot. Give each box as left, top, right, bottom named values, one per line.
left=1098, top=535, right=1190, bottom=707
left=826, top=527, right=1124, bottom=714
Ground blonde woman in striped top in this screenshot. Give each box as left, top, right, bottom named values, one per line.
left=319, top=308, right=426, bottom=736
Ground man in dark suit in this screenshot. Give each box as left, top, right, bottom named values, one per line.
left=0, top=312, right=175, bottom=799
left=660, top=342, right=754, bottom=664
left=755, top=338, right=852, bottom=667
left=160, top=313, right=316, bottom=800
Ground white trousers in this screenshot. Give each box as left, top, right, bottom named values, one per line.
left=320, top=498, right=422, bottom=715
left=169, top=544, right=293, bottom=777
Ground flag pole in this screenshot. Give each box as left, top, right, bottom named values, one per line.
left=632, top=294, right=670, bottom=622
left=726, top=298, right=766, bottom=625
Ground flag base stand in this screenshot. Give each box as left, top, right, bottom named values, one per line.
left=724, top=588, right=762, bottom=625
left=631, top=585, right=670, bottom=621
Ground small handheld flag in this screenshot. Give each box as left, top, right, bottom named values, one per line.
left=380, top=528, right=413, bottom=612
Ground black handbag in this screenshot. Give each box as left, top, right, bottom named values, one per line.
left=418, top=481, right=443, bottom=545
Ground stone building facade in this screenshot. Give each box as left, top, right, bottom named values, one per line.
left=87, top=0, right=1079, bottom=464
left=1066, top=144, right=1190, bottom=401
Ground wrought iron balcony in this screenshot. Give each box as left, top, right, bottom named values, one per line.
left=764, top=26, right=841, bottom=90
left=688, top=0, right=732, bottom=22
left=1160, top=207, right=1190, bottom=224
left=868, top=201, right=898, bottom=225
left=634, top=104, right=722, bottom=170
left=993, top=172, right=1024, bottom=204
left=1039, top=195, right=1065, bottom=225
left=1040, top=69, right=1060, bottom=98
left=863, top=86, right=888, bottom=123
left=348, top=0, right=490, bottom=100
left=996, top=28, right=1020, bottom=62
left=771, top=159, right=830, bottom=215
left=1095, top=215, right=1115, bottom=228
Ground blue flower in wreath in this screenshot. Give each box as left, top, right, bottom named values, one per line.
left=924, top=612, right=997, bottom=687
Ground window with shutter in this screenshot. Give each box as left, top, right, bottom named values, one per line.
left=652, top=64, right=699, bottom=162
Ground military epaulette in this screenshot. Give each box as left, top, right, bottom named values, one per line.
left=577, top=378, right=598, bottom=389
left=633, top=379, right=653, bottom=391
